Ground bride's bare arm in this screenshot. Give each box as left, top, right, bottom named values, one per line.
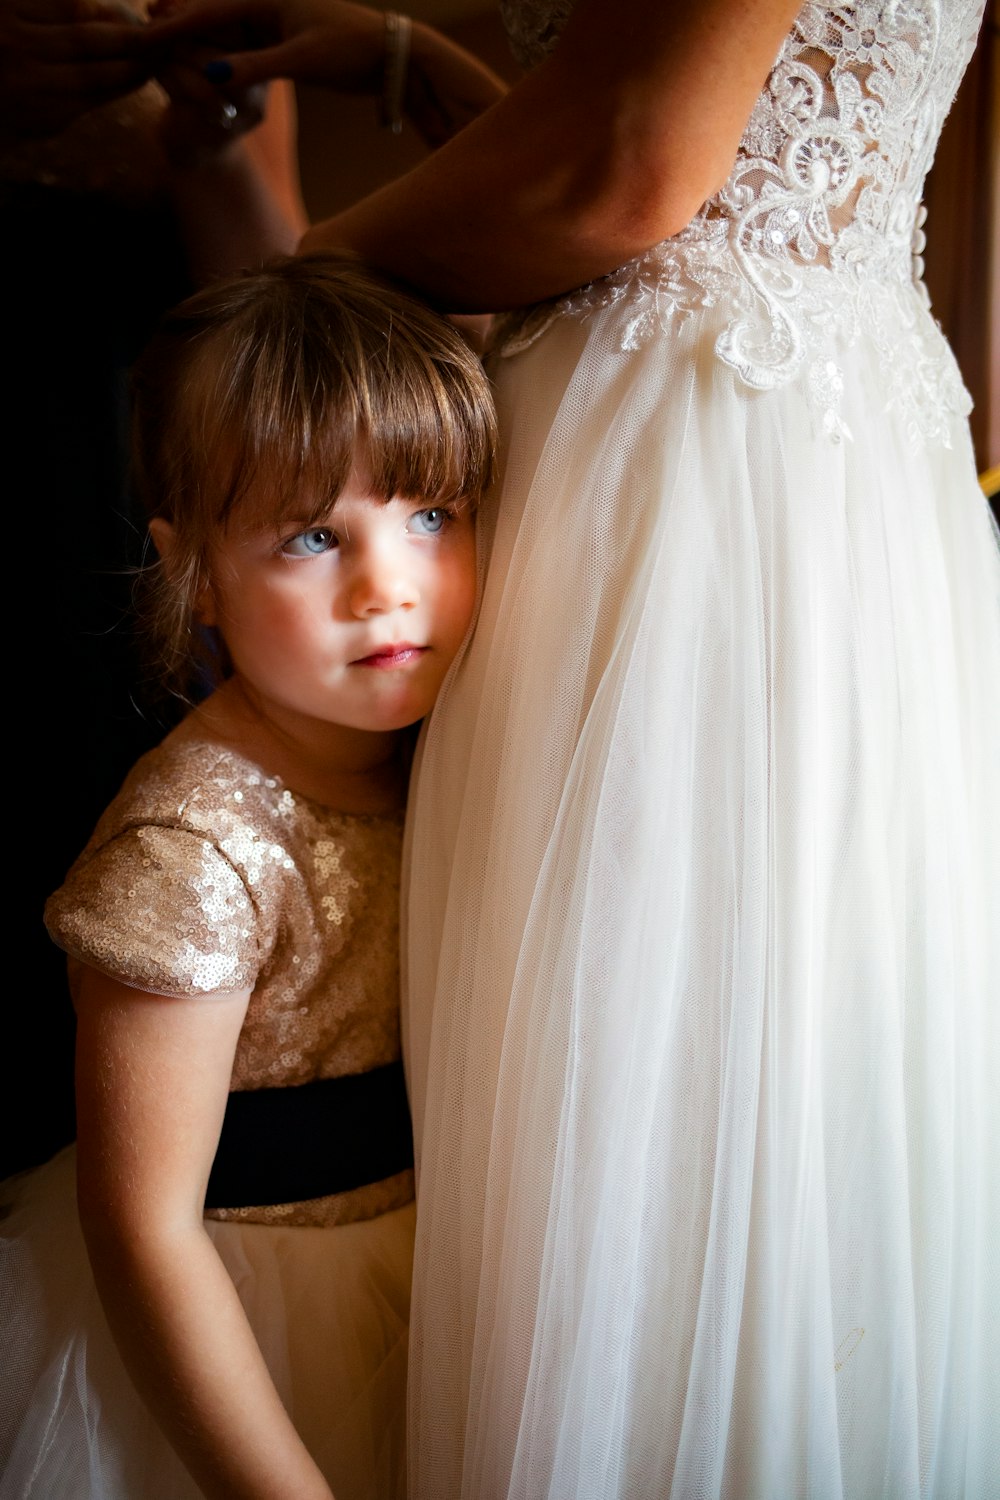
left=313, top=0, right=803, bottom=308
left=149, top=0, right=800, bottom=308
left=161, top=78, right=307, bottom=281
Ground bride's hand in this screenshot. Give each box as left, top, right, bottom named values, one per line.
left=146, top=0, right=505, bottom=146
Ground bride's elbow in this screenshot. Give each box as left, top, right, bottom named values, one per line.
left=565, top=173, right=710, bottom=267
left=561, top=136, right=730, bottom=265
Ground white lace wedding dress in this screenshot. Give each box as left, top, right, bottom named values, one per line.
left=404, top=3, right=999, bottom=1496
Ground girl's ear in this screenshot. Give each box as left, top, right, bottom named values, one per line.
left=147, top=516, right=176, bottom=566
left=148, top=518, right=218, bottom=628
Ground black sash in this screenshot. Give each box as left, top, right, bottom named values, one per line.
left=204, top=1061, right=413, bottom=1210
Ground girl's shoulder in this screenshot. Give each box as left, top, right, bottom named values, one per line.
left=92, top=734, right=401, bottom=846
left=43, top=739, right=284, bottom=999
left=102, top=735, right=292, bottom=833
left=44, top=735, right=404, bottom=1000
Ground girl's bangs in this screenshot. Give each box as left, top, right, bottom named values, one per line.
left=203, top=346, right=488, bottom=537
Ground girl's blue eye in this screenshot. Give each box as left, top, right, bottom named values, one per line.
left=410, top=508, right=448, bottom=535
left=282, top=527, right=336, bottom=557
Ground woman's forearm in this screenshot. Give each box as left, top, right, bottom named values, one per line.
left=300, top=71, right=663, bottom=310
left=169, top=137, right=302, bottom=281
left=167, top=79, right=307, bottom=283
left=302, top=0, right=802, bottom=310
left=300, top=48, right=704, bottom=310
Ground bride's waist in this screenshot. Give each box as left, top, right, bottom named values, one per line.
left=501, top=224, right=925, bottom=350
left=495, top=224, right=968, bottom=447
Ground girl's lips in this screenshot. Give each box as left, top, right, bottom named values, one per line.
left=352, top=644, right=428, bottom=669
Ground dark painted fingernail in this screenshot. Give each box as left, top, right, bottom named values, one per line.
left=203, top=59, right=233, bottom=83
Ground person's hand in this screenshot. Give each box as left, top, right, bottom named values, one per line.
left=147, top=0, right=506, bottom=147
left=0, top=0, right=161, bottom=145
left=157, top=44, right=268, bottom=167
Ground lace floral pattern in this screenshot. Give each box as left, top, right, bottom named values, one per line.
left=497, top=0, right=984, bottom=445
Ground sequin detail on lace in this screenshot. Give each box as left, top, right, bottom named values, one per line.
left=498, top=0, right=983, bottom=446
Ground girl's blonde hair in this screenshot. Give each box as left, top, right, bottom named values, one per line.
left=132, top=253, right=496, bottom=699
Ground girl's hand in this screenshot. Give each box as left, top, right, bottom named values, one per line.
left=0, top=0, right=161, bottom=144
left=147, top=0, right=506, bottom=147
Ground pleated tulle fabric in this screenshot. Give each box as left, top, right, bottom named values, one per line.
left=0, top=1148, right=413, bottom=1499
left=403, top=295, right=1000, bottom=1498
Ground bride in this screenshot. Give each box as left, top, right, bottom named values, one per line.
left=148, top=1, right=999, bottom=1494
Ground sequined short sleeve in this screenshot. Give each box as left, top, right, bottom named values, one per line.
left=44, top=736, right=411, bottom=1225
left=45, top=825, right=259, bottom=997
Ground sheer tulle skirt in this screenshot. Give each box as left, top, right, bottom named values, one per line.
left=404, top=298, right=1000, bottom=1498
left=0, top=1148, right=413, bottom=1499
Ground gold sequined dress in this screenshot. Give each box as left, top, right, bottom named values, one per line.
left=1, top=739, right=413, bottom=1500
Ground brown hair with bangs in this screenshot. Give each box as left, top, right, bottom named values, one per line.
left=131, top=252, right=496, bottom=700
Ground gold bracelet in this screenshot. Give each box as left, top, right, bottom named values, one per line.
left=380, top=12, right=412, bottom=134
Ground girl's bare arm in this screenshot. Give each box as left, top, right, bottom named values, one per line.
left=75, top=966, right=333, bottom=1500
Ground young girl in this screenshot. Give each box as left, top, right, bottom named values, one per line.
left=0, top=253, right=495, bottom=1500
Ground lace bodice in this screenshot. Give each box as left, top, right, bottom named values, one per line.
left=499, top=0, right=984, bottom=443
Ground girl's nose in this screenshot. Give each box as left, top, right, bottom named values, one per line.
left=347, top=547, right=419, bottom=617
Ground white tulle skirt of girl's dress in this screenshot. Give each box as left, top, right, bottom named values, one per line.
left=0, top=1147, right=413, bottom=1499
left=403, top=294, right=1000, bottom=1499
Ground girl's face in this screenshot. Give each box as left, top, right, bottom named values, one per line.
left=199, top=471, right=477, bottom=738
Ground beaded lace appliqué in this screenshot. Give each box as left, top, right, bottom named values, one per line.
left=498, top=0, right=983, bottom=445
